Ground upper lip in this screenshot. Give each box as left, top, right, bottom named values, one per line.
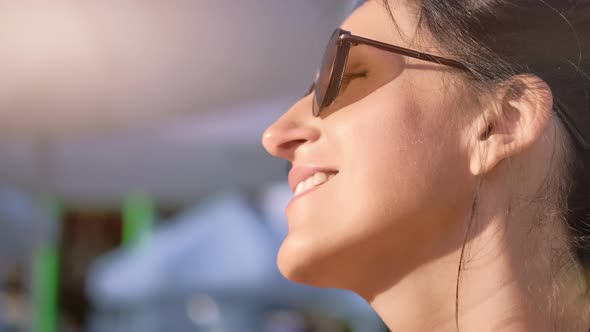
left=288, top=165, right=339, bottom=193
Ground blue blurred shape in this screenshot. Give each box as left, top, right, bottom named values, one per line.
left=0, top=188, right=45, bottom=271
left=88, top=193, right=276, bottom=304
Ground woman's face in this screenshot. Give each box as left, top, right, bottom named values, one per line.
left=262, top=0, right=478, bottom=290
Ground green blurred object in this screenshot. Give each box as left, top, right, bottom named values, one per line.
left=32, top=196, right=62, bottom=332
left=122, top=193, right=156, bottom=247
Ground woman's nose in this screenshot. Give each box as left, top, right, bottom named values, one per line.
left=261, top=100, right=320, bottom=161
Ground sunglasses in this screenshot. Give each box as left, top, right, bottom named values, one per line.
left=309, top=28, right=469, bottom=117
left=308, top=28, right=590, bottom=150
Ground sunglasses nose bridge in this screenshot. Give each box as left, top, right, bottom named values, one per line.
left=312, top=92, right=321, bottom=117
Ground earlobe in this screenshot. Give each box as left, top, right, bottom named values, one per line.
left=469, top=75, right=553, bottom=176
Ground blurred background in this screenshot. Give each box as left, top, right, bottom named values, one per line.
left=0, top=1, right=388, bottom=331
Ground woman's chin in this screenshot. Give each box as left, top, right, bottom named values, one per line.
left=277, top=237, right=315, bottom=283
left=276, top=234, right=347, bottom=289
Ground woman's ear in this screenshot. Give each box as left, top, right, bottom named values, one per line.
left=469, top=74, right=554, bottom=176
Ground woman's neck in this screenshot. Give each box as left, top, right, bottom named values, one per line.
left=358, top=191, right=588, bottom=332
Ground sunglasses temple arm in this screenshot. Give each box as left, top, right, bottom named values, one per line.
left=346, top=34, right=469, bottom=71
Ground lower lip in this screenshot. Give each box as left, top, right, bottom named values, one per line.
left=286, top=176, right=335, bottom=210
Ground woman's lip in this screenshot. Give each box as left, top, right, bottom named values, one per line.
left=288, top=166, right=339, bottom=193
left=286, top=173, right=337, bottom=210
left=287, top=181, right=323, bottom=208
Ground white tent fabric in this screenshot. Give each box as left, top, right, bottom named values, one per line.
left=0, top=0, right=357, bottom=137
left=0, top=0, right=359, bottom=206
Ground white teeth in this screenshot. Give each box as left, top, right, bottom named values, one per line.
left=294, top=172, right=334, bottom=196
left=303, top=177, right=314, bottom=191
left=313, top=172, right=327, bottom=185
left=294, top=182, right=305, bottom=196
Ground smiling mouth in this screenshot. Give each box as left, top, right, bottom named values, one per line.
left=294, top=171, right=337, bottom=196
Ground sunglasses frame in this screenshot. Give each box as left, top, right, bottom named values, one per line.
left=312, top=28, right=470, bottom=117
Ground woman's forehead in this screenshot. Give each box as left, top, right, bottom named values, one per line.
left=340, top=0, right=424, bottom=48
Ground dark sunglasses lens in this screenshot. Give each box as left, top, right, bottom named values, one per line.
left=313, top=31, right=340, bottom=116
